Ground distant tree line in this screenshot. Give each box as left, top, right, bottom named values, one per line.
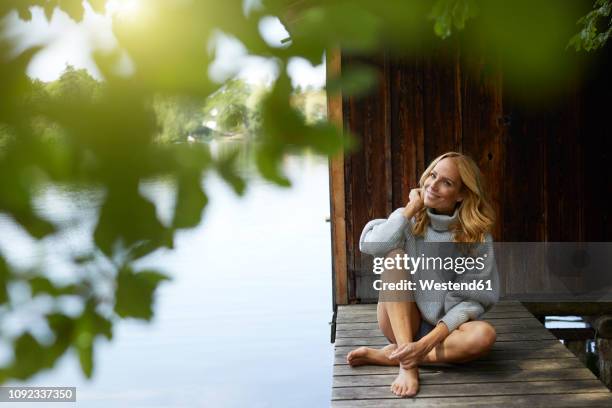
left=0, top=66, right=326, bottom=145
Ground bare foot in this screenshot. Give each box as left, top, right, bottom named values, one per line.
left=390, top=366, right=419, bottom=397
left=346, top=344, right=398, bottom=367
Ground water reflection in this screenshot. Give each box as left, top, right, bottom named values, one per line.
left=4, top=147, right=333, bottom=407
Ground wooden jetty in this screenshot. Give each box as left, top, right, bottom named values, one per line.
left=332, top=300, right=612, bottom=407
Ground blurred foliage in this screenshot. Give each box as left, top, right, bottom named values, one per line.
left=203, top=78, right=259, bottom=136
left=291, top=87, right=326, bottom=124
left=152, top=94, right=206, bottom=143
left=429, top=0, right=479, bottom=39
left=570, top=0, right=612, bottom=51
left=0, top=0, right=607, bottom=383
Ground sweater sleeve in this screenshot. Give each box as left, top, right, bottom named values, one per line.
left=359, top=207, right=411, bottom=257
left=436, top=233, right=500, bottom=333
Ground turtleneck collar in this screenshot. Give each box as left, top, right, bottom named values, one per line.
left=426, top=207, right=459, bottom=231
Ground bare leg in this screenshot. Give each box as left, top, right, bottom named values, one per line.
left=346, top=298, right=421, bottom=369
left=346, top=343, right=398, bottom=367
left=421, top=320, right=497, bottom=364
left=381, top=301, right=422, bottom=397
left=349, top=248, right=422, bottom=397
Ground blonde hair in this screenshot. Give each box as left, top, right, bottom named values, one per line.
left=412, top=152, right=495, bottom=243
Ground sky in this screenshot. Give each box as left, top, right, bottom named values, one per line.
left=2, top=0, right=326, bottom=89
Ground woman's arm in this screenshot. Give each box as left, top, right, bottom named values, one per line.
left=358, top=208, right=409, bottom=256
left=359, top=190, right=423, bottom=257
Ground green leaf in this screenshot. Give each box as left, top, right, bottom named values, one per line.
left=28, top=276, right=78, bottom=296
left=10, top=334, right=47, bottom=380
left=72, top=300, right=113, bottom=377
left=43, top=3, right=55, bottom=21
left=94, top=183, right=169, bottom=258
left=58, top=0, right=85, bottom=22
left=77, top=341, right=93, bottom=378
left=255, top=144, right=291, bottom=187
left=172, top=172, right=208, bottom=229
left=46, top=313, right=76, bottom=364
left=87, top=0, right=107, bottom=14
left=215, top=149, right=246, bottom=196
left=114, top=267, right=170, bottom=320
left=16, top=5, right=33, bottom=21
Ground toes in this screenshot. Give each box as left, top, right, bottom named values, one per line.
left=403, top=385, right=418, bottom=397
left=346, top=348, right=360, bottom=362
left=390, top=383, right=399, bottom=396
left=391, top=379, right=418, bottom=398
left=392, top=382, right=404, bottom=397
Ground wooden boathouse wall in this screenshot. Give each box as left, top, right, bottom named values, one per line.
left=327, top=45, right=612, bottom=305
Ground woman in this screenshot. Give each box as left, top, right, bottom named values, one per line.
left=346, top=151, right=500, bottom=398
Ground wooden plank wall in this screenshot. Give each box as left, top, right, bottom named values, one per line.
left=337, top=45, right=612, bottom=304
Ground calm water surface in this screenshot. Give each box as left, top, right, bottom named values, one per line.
left=2, top=153, right=334, bottom=407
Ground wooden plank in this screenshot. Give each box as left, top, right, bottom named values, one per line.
left=460, top=45, right=505, bottom=241
left=331, top=393, right=612, bottom=407
left=333, top=367, right=597, bottom=387
left=389, top=54, right=425, bottom=209
left=333, top=358, right=586, bottom=376
left=332, top=379, right=608, bottom=400
left=544, top=81, right=583, bottom=243
left=422, top=44, right=463, bottom=161
left=327, top=47, right=348, bottom=305
left=341, top=55, right=356, bottom=302
left=501, top=87, right=548, bottom=244
left=344, top=54, right=393, bottom=302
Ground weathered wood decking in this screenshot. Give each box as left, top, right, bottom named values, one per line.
left=332, top=300, right=612, bottom=407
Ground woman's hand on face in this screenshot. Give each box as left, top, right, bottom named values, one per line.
left=403, top=188, right=424, bottom=218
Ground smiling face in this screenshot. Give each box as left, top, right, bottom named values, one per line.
left=423, top=157, right=464, bottom=214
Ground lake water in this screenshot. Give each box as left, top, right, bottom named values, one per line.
left=2, top=153, right=334, bottom=407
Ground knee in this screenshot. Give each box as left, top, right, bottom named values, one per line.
left=467, top=322, right=497, bottom=353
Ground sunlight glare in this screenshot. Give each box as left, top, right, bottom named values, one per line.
left=107, top=0, right=143, bottom=19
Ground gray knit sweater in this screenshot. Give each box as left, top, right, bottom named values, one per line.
left=359, top=207, right=500, bottom=333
